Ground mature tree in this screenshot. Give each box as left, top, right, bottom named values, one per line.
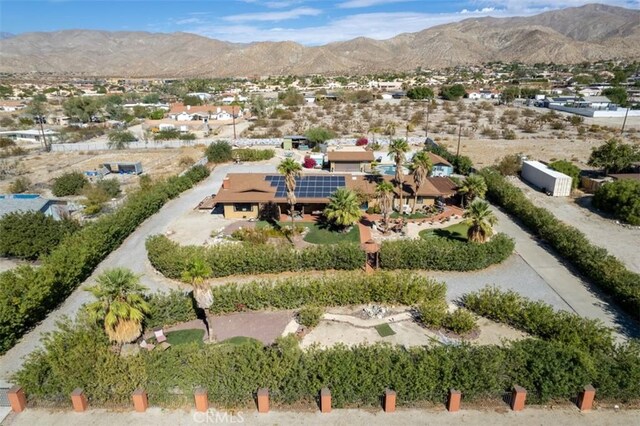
left=278, top=87, right=304, bottom=106
left=85, top=268, right=150, bottom=345
left=495, top=154, right=522, bottom=176
left=182, top=95, right=203, bottom=106
left=206, top=140, right=233, bottom=163
left=249, top=94, right=268, bottom=119
left=549, top=160, right=581, bottom=189
left=602, top=87, right=628, bottom=106
left=406, top=86, right=435, bottom=100
left=304, top=127, right=335, bottom=146
left=452, top=155, right=474, bottom=175
left=459, top=174, right=487, bottom=207
left=277, top=158, right=302, bottom=226
left=410, top=151, right=433, bottom=213
left=501, top=86, right=520, bottom=104
left=63, top=96, right=101, bottom=123
left=388, top=138, right=410, bottom=212
left=142, top=93, right=160, bottom=104
left=107, top=130, right=136, bottom=150
left=0, top=211, right=80, bottom=260
left=52, top=171, right=88, bottom=196
left=375, top=181, right=395, bottom=232
left=464, top=199, right=498, bottom=243
left=588, top=138, right=640, bottom=175
left=439, top=84, right=466, bottom=101
left=323, top=188, right=362, bottom=231
left=593, top=179, right=640, bottom=225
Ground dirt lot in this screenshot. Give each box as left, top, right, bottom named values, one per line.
left=511, top=176, right=640, bottom=274
left=0, top=145, right=206, bottom=195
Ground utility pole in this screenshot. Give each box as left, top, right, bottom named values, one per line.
left=425, top=103, right=430, bottom=142
left=621, top=104, right=629, bottom=135
left=232, top=104, right=237, bottom=141
left=456, top=123, right=462, bottom=158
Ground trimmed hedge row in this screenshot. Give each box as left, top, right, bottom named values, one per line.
left=146, top=235, right=365, bottom=278
left=480, top=169, right=640, bottom=320
left=232, top=148, right=275, bottom=162
left=463, top=287, right=614, bottom=354
left=0, top=165, right=210, bottom=354
left=379, top=233, right=514, bottom=271
left=15, top=322, right=640, bottom=407
left=207, top=271, right=445, bottom=314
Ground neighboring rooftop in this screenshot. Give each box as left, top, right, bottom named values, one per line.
left=327, top=151, right=374, bottom=163
left=0, top=195, right=51, bottom=217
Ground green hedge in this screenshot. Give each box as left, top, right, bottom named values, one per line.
left=232, top=148, right=275, bottom=162
left=207, top=271, right=445, bottom=314
left=146, top=235, right=365, bottom=278
left=0, top=165, right=210, bottom=354
left=15, top=321, right=640, bottom=407
left=463, top=287, right=614, bottom=354
left=379, top=233, right=514, bottom=271
left=480, top=169, right=640, bottom=320
left=145, top=291, right=198, bottom=330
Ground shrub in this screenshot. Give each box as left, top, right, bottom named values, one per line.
left=145, top=291, right=198, bottom=330
left=443, top=309, right=477, bottom=335
left=297, top=306, right=323, bottom=328
left=96, top=178, right=121, bottom=198
left=179, top=133, right=196, bottom=141
left=593, top=179, right=640, bottom=225
left=0, top=165, right=210, bottom=354
left=179, top=156, right=195, bottom=167
left=495, top=154, right=521, bottom=176
left=417, top=299, right=448, bottom=327
left=549, top=160, right=580, bottom=189
left=52, top=171, right=88, bottom=196
left=479, top=169, right=640, bottom=320
left=9, top=176, right=31, bottom=193
left=0, top=212, right=81, bottom=260
left=303, top=157, right=317, bottom=168
left=379, top=233, right=514, bottom=271
left=355, top=137, right=368, bottom=146
left=81, top=185, right=110, bottom=215
left=230, top=228, right=269, bottom=244
left=232, top=148, right=274, bottom=162
left=146, top=235, right=365, bottom=279
left=206, top=140, right=233, bottom=163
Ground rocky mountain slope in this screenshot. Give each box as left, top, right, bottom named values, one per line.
left=1, top=4, right=638, bottom=77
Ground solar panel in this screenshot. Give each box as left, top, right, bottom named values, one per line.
left=265, top=175, right=346, bottom=199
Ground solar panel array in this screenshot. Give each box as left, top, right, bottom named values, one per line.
left=265, top=175, right=346, bottom=198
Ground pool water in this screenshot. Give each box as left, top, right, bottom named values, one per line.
left=376, top=165, right=409, bottom=176
left=0, top=194, right=41, bottom=199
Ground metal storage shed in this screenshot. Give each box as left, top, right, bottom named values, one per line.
left=521, top=160, right=572, bottom=197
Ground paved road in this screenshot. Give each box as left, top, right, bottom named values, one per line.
left=3, top=407, right=638, bottom=426
left=0, top=161, right=277, bottom=386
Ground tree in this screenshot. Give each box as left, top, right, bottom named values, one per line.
left=304, top=127, right=335, bottom=146
left=0, top=211, right=80, bottom=260
left=107, top=130, right=136, bottom=150
left=142, top=93, right=160, bottom=104
left=495, top=154, right=521, bottom=176
left=588, top=138, right=640, bottom=175
left=52, top=171, right=88, bottom=196
left=501, top=86, right=520, bottom=104
left=410, top=151, right=433, bottom=213
left=453, top=155, right=474, bottom=175
left=182, top=95, right=203, bottom=106
left=96, top=178, right=121, bottom=198
left=181, top=257, right=214, bottom=338
left=85, top=268, right=150, bottom=345
left=82, top=184, right=110, bottom=215
left=63, top=96, right=100, bottom=123
left=464, top=199, right=498, bottom=243
left=206, top=140, right=233, bottom=163
left=459, top=174, right=487, bottom=207
left=323, top=188, right=362, bottom=231
left=278, top=87, right=304, bottom=106
left=375, top=181, right=394, bottom=232
left=549, top=160, right=580, bottom=189
left=250, top=94, right=268, bottom=119
left=593, top=179, right=640, bottom=225
left=277, top=158, right=302, bottom=226
left=406, top=86, right=435, bottom=100
left=388, top=138, right=410, bottom=212
left=440, top=84, right=466, bottom=101
left=26, top=98, right=49, bottom=150
left=602, top=87, right=628, bottom=106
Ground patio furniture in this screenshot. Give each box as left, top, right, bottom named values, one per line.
left=157, top=342, right=172, bottom=351
left=139, top=340, right=155, bottom=351
left=154, top=328, right=167, bottom=343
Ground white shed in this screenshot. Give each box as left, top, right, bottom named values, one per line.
left=521, top=161, right=572, bottom=197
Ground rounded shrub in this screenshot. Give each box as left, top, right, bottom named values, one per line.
left=443, top=309, right=477, bottom=335
left=297, top=306, right=323, bottom=328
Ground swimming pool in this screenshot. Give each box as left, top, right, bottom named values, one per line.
left=376, top=165, right=409, bottom=176
left=0, top=194, right=41, bottom=199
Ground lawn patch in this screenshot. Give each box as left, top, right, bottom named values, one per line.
left=166, top=329, right=204, bottom=346
left=420, top=222, right=469, bottom=241
left=375, top=323, right=396, bottom=337
left=257, top=221, right=360, bottom=244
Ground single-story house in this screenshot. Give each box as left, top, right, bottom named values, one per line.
left=0, top=194, right=68, bottom=219
left=210, top=173, right=457, bottom=219
left=426, top=152, right=454, bottom=177
left=168, top=103, right=243, bottom=122
left=0, top=129, right=60, bottom=144
left=0, top=101, right=27, bottom=112
left=327, top=150, right=374, bottom=173
left=282, top=135, right=309, bottom=150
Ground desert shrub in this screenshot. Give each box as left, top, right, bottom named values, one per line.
left=9, top=176, right=31, bottom=193
left=179, top=156, right=195, bottom=167
left=81, top=185, right=109, bottom=215
left=593, top=179, right=640, bottom=225
left=145, top=290, right=198, bottom=329
left=0, top=212, right=81, bottom=260
left=443, top=309, right=477, bottom=335
left=502, top=129, right=516, bottom=140
left=495, top=154, right=521, bottom=176
left=96, top=178, right=121, bottom=198
left=52, top=171, right=88, bottom=196
left=297, top=306, right=323, bottom=328
left=549, top=160, right=580, bottom=189
left=179, top=133, right=196, bottom=141
left=379, top=233, right=514, bottom=271
left=0, top=137, right=15, bottom=148
left=232, top=148, right=274, bottom=162
left=417, top=299, right=448, bottom=327
left=479, top=169, right=640, bottom=320
left=230, top=228, right=269, bottom=244
left=206, top=140, right=233, bottom=163
left=0, top=165, right=210, bottom=354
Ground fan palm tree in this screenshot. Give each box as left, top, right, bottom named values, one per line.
left=85, top=268, right=150, bottom=345
left=459, top=174, right=487, bottom=208
left=464, top=199, right=498, bottom=243
left=277, top=158, right=302, bottom=226
left=388, top=138, right=410, bottom=213
left=323, top=188, right=362, bottom=231
left=410, top=151, right=433, bottom=213
left=181, top=257, right=213, bottom=312
left=375, top=181, right=394, bottom=232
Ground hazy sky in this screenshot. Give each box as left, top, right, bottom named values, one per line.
left=1, top=0, right=639, bottom=44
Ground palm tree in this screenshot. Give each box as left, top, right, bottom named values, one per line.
left=375, top=181, right=394, bottom=232
left=410, top=151, right=433, bottom=213
left=85, top=268, right=150, bottom=345
left=405, top=122, right=415, bottom=142
left=459, top=174, right=487, bottom=208
left=388, top=138, right=410, bottom=213
left=464, top=199, right=498, bottom=243
left=277, top=158, right=302, bottom=226
left=323, top=188, right=362, bottom=231
left=384, top=121, right=397, bottom=137
left=181, top=257, right=213, bottom=340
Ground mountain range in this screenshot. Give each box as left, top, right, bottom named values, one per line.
left=1, top=4, right=639, bottom=78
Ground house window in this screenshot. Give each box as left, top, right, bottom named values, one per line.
left=416, top=197, right=424, bottom=204
left=233, top=203, right=253, bottom=212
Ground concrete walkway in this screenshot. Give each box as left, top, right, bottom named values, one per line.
left=3, top=407, right=638, bottom=426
